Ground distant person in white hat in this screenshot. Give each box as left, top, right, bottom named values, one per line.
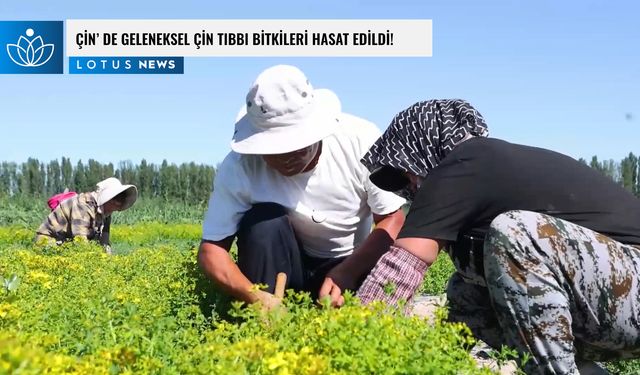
left=35, top=177, right=138, bottom=253
left=198, top=65, right=406, bottom=310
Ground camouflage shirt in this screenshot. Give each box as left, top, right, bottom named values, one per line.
left=35, top=192, right=111, bottom=245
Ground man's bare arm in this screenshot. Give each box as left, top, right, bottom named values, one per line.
left=198, top=237, right=263, bottom=304
left=318, top=209, right=405, bottom=306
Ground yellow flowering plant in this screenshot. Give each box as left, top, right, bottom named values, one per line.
left=0, top=224, right=496, bottom=374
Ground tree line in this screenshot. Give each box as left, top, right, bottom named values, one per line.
left=579, top=153, right=639, bottom=196
left=0, top=152, right=638, bottom=204
left=0, top=158, right=215, bottom=204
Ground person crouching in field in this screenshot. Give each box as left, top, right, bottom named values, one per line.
left=356, top=99, right=640, bottom=374
left=198, top=65, right=406, bottom=311
left=35, top=177, right=138, bottom=253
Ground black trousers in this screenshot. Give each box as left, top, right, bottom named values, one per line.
left=237, top=202, right=344, bottom=299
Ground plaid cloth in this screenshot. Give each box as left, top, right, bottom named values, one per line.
left=35, top=192, right=111, bottom=245
left=356, top=245, right=428, bottom=308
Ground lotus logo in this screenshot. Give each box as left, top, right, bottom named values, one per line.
left=6, top=28, right=55, bottom=67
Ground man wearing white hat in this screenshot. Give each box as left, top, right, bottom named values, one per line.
left=198, top=65, right=406, bottom=309
left=35, top=177, right=138, bottom=252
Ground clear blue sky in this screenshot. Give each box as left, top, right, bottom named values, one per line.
left=1, top=0, right=638, bottom=166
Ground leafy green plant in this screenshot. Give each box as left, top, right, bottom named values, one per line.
left=420, top=251, right=456, bottom=295
left=485, top=345, right=530, bottom=374
left=382, top=280, right=397, bottom=295
left=0, top=235, right=495, bottom=374
left=606, top=359, right=640, bottom=374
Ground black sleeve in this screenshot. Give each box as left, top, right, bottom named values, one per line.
left=100, top=215, right=112, bottom=246
left=398, top=161, right=484, bottom=242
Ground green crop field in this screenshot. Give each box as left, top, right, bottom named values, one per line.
left=1, top=202, right=638, bottom=374
left=0, top=223, right=496, bottom=374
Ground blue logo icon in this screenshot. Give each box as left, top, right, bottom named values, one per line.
left=0, top=21, right=63, bottom=74
left=7, top=28, right=55, bottom=67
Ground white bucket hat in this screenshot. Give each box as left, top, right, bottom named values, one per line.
left=231, top=65, right=342, bottom=155
left=95, top=177, right=138, bottom=210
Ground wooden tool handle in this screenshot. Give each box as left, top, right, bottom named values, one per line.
left=275, top=272, right=287, bottom=298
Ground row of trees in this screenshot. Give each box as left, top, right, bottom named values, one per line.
left=580, top=153, right=639, bottom=196
left=0, top=152, right=638, bottom=203
left=0, top=158, right=215, bottom=204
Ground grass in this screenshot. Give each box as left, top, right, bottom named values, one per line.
left=0, top=196, right=205, bottom=228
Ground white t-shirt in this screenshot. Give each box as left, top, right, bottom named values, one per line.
left=202, top=113, right=406, bottom=258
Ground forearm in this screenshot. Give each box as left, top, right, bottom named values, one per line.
left=338, top=228, right=395, bottom=281
left=394, top=237, right=441, bottom=266
left=338, top=210, right=405, bottom=280
left=101, top=217, right=111, bottom=246
left=100, top=232, right=111, bottom=246
left=198, top=241, right=259, bottom=304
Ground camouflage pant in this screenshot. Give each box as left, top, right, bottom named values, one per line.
left=447, top=210, right=640, bottom=375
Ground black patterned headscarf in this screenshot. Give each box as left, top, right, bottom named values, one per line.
left=362, top=99, right=489, bottom=194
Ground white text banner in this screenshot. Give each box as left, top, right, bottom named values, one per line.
left=66, top=19, right=432, bottom=57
